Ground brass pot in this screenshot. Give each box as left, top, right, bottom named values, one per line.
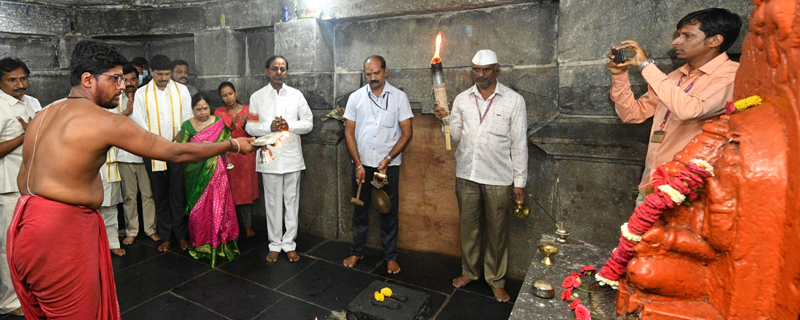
left=372, top=189, right=391, bottom=213
left=512, top=203, right=530, bottom=219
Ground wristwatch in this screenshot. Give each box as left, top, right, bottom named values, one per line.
left=385, top=155, right=393, bottom=161
left=638, top=59, right=655, bottom=71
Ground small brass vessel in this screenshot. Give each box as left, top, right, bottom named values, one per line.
left=537, top=245, right=559, bottom=266
left=555, top=228, right=570, bottom=244
left=512, top=203, right=530, bottom=219
left=531, top=280, right=555, bottom=299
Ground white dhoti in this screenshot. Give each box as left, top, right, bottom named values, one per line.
left=100, top=180, right=123, bottom=250
left=262, top=171, right=301, bottom=252
left=0, top=192, right=21, bottom=313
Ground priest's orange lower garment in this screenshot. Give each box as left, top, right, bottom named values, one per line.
left=6, top=196, right=120, bottom=320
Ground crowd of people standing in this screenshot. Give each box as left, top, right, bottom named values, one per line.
left=0, top=6, right=744, bottom=317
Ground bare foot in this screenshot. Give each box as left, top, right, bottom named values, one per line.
left=158, top=241, right=171, bottom=252
left=7, top=307, right=23, bottom=316
left=149, top=233, right=161, bottom=241
left=122, top=236, right=135, bottom=245
left=179, top=239, right=191, bottom=250
left=287, top=251, right=300, bottom=262
left=266, top=251, right=279, bottom=262
left=111, top=248, right=127, bottom=256
left=492, top=288, right=510, bottom=302
left=386, top=260, right=401, bottom=274
left=245, top=226, right=255, bottom=237
left=343, top=255, right=362, bottom=268
left=453, top=275, right=472, bottom=288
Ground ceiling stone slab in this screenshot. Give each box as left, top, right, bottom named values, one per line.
left=0, top=2, right=69, bottom=35
left=74, top=6, right=206, bottom=37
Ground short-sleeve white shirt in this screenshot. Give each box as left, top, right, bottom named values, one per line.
left=0, top=91, right=42, bottom=193
left=343, top=82, right=414, bottom=168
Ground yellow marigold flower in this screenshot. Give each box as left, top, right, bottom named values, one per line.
left=734, top=95, right=762, bottom=111
left=374, top=291, right=385, bottom=302
left=380, top=287, right=393, bottom=297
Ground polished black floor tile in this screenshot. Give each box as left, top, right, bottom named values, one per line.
left=172, top=270, right=284, bottom=320
left=113, top=252, right=210, bottom=312
left=386, top=280, right=449, bottom=317
left=295, top=233, right=327, bottom=254
left=219, top=245, right=316, bottom=289
left=122, top=292, right=226, bottom=320
left=436, top=289, right=513, bottom=320
left=458, top=277, right=523, bottom=304
left=307, top=240, right=385, bottom=273
left=277, top=260, right=383, bottom=311
left=112, top=238, right=163, bottom=272
left=235, top=230, right=269, bottom=254
left=254, top=296, right=336, bottom=320
left=380, top=249, right=461, bottom=294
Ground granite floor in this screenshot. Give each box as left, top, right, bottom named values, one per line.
left=1, top=221, right=521, bottom=320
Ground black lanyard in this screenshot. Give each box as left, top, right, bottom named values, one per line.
left=367, top=86, right=388, bottom=111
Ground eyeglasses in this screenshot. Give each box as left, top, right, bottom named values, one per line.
left=100, top=73, right=124, bottom=86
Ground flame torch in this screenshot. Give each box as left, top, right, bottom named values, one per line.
left=430, top=32, right=451, bottom=150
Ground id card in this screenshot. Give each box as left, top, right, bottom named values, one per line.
left=651, top=131, right=666, bottom=143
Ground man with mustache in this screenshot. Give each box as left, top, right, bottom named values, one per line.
left=117, top=64, right=158, bottom=246
left=171, top=59, right=198, bottom=97
left=0, top=57, right=41, bottom=316
left=433, top=49, right=527, bottom=302
left=342, top=55, right=413, bottom=274
left=7, top=40, right=254, bottom=319
left=131, top=54, right=193, bottom=252
left=606, top=8, right=741, bottom=201
left=245, top=55, right=313, bottom=263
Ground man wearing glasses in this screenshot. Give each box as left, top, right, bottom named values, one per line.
left=131, top=54, right=192, bottom=252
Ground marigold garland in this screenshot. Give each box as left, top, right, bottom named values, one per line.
left=725, top=95, right=763, bottom=114
left=595, top=159, right=713, bottom=289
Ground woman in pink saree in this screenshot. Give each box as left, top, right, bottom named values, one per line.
left=178, top=93, right=239, bottom=267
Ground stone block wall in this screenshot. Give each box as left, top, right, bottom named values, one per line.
left=0, top=0, right=755, bottom=278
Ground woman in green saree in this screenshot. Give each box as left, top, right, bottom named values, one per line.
left=178, top=93, right=240, bottom=267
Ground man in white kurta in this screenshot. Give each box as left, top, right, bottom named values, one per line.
left=245, top=56, right=313, bottom=263
left=131, top=55, right=192, bottom=252
left=0, top=57, right=42, bottom=316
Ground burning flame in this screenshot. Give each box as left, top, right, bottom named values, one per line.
left=431, top=32, right=442, bottom=64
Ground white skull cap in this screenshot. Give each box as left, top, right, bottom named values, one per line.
left=471, top=49, right=498, bottom=65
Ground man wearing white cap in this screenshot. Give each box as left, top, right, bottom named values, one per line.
left=434, top=49, right=527, bottom=302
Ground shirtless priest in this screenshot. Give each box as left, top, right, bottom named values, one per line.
left=7, top=40, right=255, bottom=319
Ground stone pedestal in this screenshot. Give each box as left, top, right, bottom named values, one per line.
left=509, top=235, right=612, bottom=320
left=347, top=281, right=431, bottom=320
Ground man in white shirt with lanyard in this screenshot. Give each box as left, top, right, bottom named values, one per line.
left=118, top=64, right=159, bottom=245
left=132, top=54, right=192, bottom=252
left=245, top=55, right=313, bottom=263
left=0, top=57, right=41, bottom=317
left=342, top=55, right=413, bottom=274
left=434, top=49, right=528, bottom=302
